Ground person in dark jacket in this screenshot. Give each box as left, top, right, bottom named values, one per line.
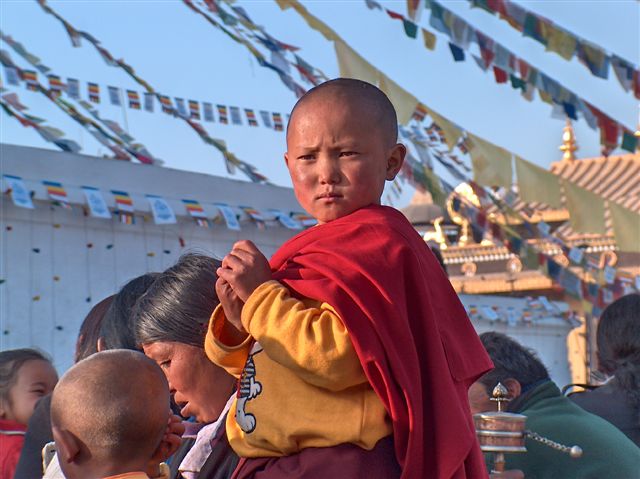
left=469, top=332, right=640, bottom=479
left=571, top=293, right=640, bottom=446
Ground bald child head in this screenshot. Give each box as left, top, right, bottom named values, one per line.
left=287, top=78, right=399, bottom=148
left=51, top=350, right=169, bottom=473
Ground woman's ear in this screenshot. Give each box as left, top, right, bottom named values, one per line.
left=386, top=143, right=407, bottom=181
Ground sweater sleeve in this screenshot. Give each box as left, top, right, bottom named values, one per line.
left=205, top=305, right=253, bottom=378
left=240, top=280, right=367, bottom=391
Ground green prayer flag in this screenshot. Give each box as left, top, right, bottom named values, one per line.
left=403, top=19, right=418, bottom=39
left=621, top=130, right=638, bottom=153
left=510, top=74, right=526, bottom=91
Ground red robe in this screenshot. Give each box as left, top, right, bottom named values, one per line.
left=271, top=205, right=492, bottom=479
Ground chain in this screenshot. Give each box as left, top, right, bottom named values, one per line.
left=524, top=430, right=583, bottom=458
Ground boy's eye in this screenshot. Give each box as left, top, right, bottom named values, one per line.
left=30, top=389, right=46, bottom=396
left=160, top=360, right=171, bottom=369
left=298, top=154, right=315, bottom=161
left=339, top=151, right=357, bottom=157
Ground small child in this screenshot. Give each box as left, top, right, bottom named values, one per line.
left=209, top=79, right=493, bottom=478
left=0, top=348, right=58, bottom=478
left=50, top=350, right=171, bottom=479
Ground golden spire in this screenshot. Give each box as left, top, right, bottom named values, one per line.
left=559, top=119, right=578, bottom=161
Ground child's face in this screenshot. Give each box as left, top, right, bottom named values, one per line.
left=3, top=359, right=57, bottom=425
left=285, top=96, right=405, bottom=224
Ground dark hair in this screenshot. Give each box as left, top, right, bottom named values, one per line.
left=597, top=293, right=640, bottom=420
left=0, top=349, right=51, bottom=407
left=429, top=245, right=448, bottom=276
left=478, top=332, right=549, bottom=394
left=134, top=254, right=222, bottom=348
left=287, top=78, right=398, bottom=146
left=99, top=273, right=159, bottom=351
left=75, top=295, right=114, bottom=363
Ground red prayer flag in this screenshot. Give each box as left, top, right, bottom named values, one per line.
left=493, top=66, right=508, bottom=83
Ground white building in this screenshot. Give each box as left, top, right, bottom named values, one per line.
left=1, top=143, right=302, bottom=371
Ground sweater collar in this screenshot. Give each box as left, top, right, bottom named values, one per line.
left=507, top=379, right=559, bottom=413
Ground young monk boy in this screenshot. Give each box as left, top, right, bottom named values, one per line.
left=209, top=78, right=493, bottom=478
left=50, top=350, right=173, bottom=479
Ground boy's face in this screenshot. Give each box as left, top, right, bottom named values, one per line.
left=285, top=95, right=405, bottom=224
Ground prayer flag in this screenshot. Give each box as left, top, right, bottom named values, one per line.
left=147, top=195, right=177, bottom=225
left=127, top=90, right=141, bottom=109
left=448, top=43, right=465, bottom=62
left=577, top=42, right=610, bottom=80
left=108, top=86, right=121, bottom=106
left=182, top=199, right=209, bottom=227
left=621, top=130, right=637, bottom=153
left=468, top=133, right=513, bottom=188
left=563, top=180, right=606, bottom=235
left=43, top=180, right=71, bottom=208
left=545, top=25, right=576, bottom=61
left=269, top=209, right=302, bottom=229
left=4, top=66, right=19, bottom=86
left=427, top=108, right=462, bottom=150
left=514, top=156, right=562, bottom=208
left=215, top=203, right=241, bottom=231
left=2, top=93, right=27, bottom=111
left=203, top=102, right=214, bottom=122
left=611, top=55, right=634, bottom=92
left=174, top=98, right=188, bottom=118
left=143, top=92, right=154, bottom=112
left=230, top=106, right=242, bottom=125
left=609, top=202, right=640, bottom=253
left=47, top=75, right=65, bottom=97
left=241, top=206, right=266, bottom=228
left=259, top=110, right=272, bottom=128
left=412, top=103, right=428, bottom=122
left=245, top=109, right=258, bottom=127
left=111, top=190, right=134, bottom=213
left=421, top=28, right=436, bottom=51
left=217, top=105, right=228, bottom=124
left=66, top=78, right=80, bottom=99
left=292, top=212, right=318, bottom=226
left=22, top=70, right=38, bottom=91
left=3, top=174, right=34, bottom=209
left=273, top=112, right=284, bottom=131
left=88, top=82, right=100, bottom=103
left=493, top=66, right=508, bottom=84
left=159, top=95, right=173, bottom=113
left=82, top=186, right=111, bottom=218
left=188, top=100, right=200, bottom=120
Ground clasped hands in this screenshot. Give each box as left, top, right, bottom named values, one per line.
left=216, top=240, right=272, bottom=337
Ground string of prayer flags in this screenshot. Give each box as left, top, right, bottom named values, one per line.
left=242, top=206, right=266, bottom=228
left=82, top=186, right=111, bottom=218
left=217, top=105, right=228, bottom=124
left=272, top=112, right=284, bottom=131
left=269, top=209, right=302, bottom=230
left=127, top=90, right=141, bottom=110
left=182, top=199, right=210, bottom=227
left=230, top=106, right=242, bottom=125
left=43, top=180, right=71, bottom=209
left=108, top=86, right=121, bottom=106
left=188, top=100, right=200, bottom=120
left=146, top=195, right=177, bottom=225
left=3, top=174, right=34, bottom=209
left=87, top=82, right=100, bottom=103
left=203, top=102, right=214, bottom=122
left=215, top=203, right=241, bottom=231
left=245, top=109, right=258, bottom=126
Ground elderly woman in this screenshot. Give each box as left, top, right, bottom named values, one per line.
left=134, top=253, right=238, bottom=479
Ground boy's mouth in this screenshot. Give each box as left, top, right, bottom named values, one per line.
left=316, top=192, right=342, bottom=199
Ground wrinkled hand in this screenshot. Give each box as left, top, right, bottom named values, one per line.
left=490, top=470, right=524, bottom=479
left=217, top=240, right=272, bottom=302
left=147, top=413, right=184, bottom=476
left=215, top=276, right=248, bottom=344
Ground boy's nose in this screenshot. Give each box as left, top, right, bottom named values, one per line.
left=318, top=157, right=341, bottom=184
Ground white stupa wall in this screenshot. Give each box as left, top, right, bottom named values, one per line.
left=1, top=144, right=302, bottom=372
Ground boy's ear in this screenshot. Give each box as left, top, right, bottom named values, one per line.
left=385, top=143, right=406, bottom=181
left=52, top=426, right=81, bottom=464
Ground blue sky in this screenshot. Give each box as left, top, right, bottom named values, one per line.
left=1, top=0, right=637, bottom=207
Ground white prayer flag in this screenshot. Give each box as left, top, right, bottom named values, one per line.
left=3, top=175, right=34, bottom=209
left=215, top=203, right=241, bottom=231
left=147, top=195, right=176, bottom=224
left=82, top=186, right=111, bottom=218
left=269, top=209, right=302, bottom=230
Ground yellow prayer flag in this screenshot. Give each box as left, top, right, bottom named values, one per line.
left=468, top=133, right=513, bottom=188
left=334, top=40, right=379, bottom=84
left=426, top=108, right=462, bottom=150
left=538, top=89, right=553, bottom=105
left=563, top=180, right=606, bottom=235
left=421, top=28, right=436, bottom=51
left=378, top=75, right=419, bottom=125
left=545, top=26, right=576, bottom=61
left=515, top=156, right=562, bottom=208
left=609, top=202, right=640, bottom=253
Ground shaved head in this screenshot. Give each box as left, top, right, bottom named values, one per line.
left=51, top=350, right=169, bottom=464
left=287, top=78, right=398, bottom=147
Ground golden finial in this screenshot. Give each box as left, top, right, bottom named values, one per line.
left=559, top=119, right=578, bottom=161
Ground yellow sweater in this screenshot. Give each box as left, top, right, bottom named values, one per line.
left=205, top=280, right=392, bottom=458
